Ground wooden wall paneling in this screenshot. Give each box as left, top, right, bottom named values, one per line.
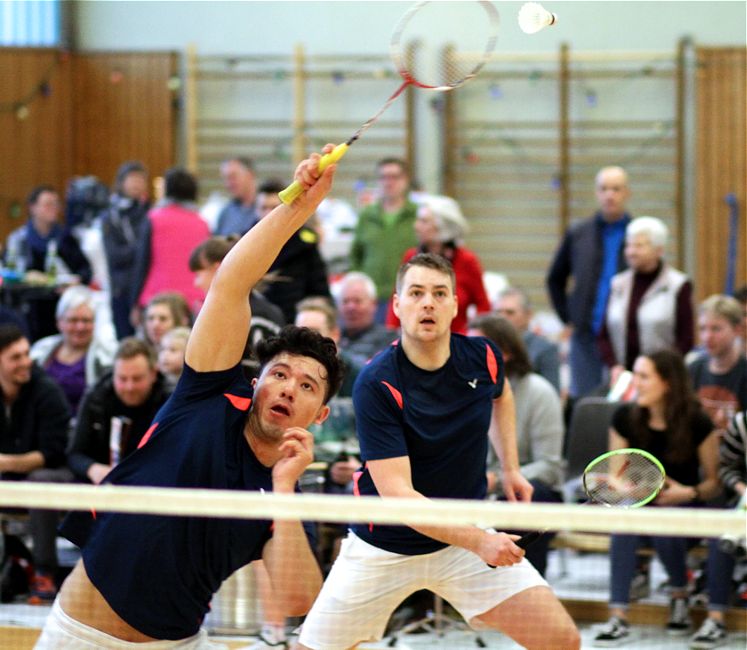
left=0, top=48, right=73, bottom=244
left=695, top=47, right=747, bottom=300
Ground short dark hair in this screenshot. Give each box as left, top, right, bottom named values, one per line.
left=395, top=252, right=456, bottom=294
left=114, top=160, right=147, bottom=194
left=222, top=156, right=254, bottom=172
left=468, top=315, right=532, bottom=378
left=377, top=157, right=409, bottom=177
left=27, top=185, right=57, bottom=206
left=734, top=284, right=747, bottom=306
left=0, top=324, right=27, bottom=355
left=258, top=179, right=285, bottom=195
left=164, top=167, right=198, bottom=202
left=115, top=336, right=157, bottom=368
left=188, top=237, right=237, bottom=271
left=255, top=325, right=344, bottom=404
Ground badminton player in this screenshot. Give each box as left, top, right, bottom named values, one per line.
left=34, top=148, right=344, bottom=648
left=299, top=253, right=580, bottom=650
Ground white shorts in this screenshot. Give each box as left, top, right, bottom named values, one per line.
left=34, top=598, right=228, bottom=650
left=299, top=532, right=547, bottom=650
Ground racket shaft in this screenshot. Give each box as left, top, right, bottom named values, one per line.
left=516, top=530, right=546, bottom=549
left=278, top=143, right=349, bottom=205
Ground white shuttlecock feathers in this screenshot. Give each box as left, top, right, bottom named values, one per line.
left=518, top=2, right=558, bottom=34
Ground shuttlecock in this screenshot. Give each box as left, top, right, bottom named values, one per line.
left=518, top=2, right=557, bottom=34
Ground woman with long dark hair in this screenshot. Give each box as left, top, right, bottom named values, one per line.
left=594, top=349, right=721, bottom=646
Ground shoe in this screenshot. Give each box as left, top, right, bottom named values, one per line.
left=666, top=597, right=692, bottom=636
left=593, top=616, right=630, bottom=647
left=27, top=571, right=56, bottom=605
left=690, top=618, right=727, bottom=649
left=240, top=636, right=288, bottom=650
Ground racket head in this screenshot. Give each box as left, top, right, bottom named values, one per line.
left=390, top=1, right=499, bottom=91
left=582, top=448, right=666, bottom=508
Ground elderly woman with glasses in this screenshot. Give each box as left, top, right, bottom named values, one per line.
left=30, top=285, right=117, bottom=415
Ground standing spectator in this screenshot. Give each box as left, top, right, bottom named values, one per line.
left=30, top=285, right=117, bottom=416
left=546, top=166, right=632, bottom=399
left=213, top=156, right=258, bottom=237
left=386, top=194, right=491, bottom=334
left=467, top=314, right=564, bottom=576
left=495, top=287, right=561, bottom=393
left=594, top=349, right=720, bottom=646
left=101, top=161, right=150, bottom=339
left=255, top=180, right=331, bottom=323
left=141, top=292, right=192, bottom=350
left=5, top=186, right=93, bottom=341
left=599, top=216, right=693, bottom=380
left=0, top=325, right=71, bottom=604
left=68, top=338, right=171, bottom=486
left=350, top=157, right=418, bottom=322
left=688, top=294, right=747, bottom=430
left=132, top=168, right=210, bottom=315
left=336, top=272, right=398, bottom=367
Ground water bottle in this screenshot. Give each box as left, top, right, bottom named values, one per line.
left=44, top=239, right=59, bottom=284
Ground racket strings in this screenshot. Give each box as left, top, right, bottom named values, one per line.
left=584, top=453, right=664, bottom=507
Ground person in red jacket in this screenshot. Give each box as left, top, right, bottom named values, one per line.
left=386, top=195, right=490, bottom=334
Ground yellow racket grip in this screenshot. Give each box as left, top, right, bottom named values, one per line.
left=278, top=143, right=349, bottom=205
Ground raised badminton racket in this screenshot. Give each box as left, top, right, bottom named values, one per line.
left=516, top=448, right=666, bottom=550
left=279, top=0, right=500, bottom=205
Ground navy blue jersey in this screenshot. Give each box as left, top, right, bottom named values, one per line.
left=60, top=363, right=282, bottom=640
left=351, top=334, right=504, bottom=554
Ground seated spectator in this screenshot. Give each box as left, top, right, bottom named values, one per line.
left=4, top=186, right=93, bottom=341
left=495, top=287, right=561, bottom=393
left=141, top=292, right=192, bottom=350
left=735, top=284, right=747, bottom=356
left=594, top=349, right=721, bottom=646
left=101, top=161, right=150, bottom=339
left=213, top=156, right=258, bottom=237
left=598, top=216, right=694, bottom=383
left=690, top=410, right=746, bottom=648
left=467, top=314, right=564, bottom=576
left=30, top=285, right=117, bottom=416
left=688, top=294, right=747, bottom=430
left=386, top=194, right=491, bottom=334
left=68, top=337, right=171, bottom=486
left=133, top=168, right=210, bottom=316
left=335, top=271, right=398, bottom=368
left=255, top=180, right=332, bottom=323
left=188, top=236, right=285, bottom=379
left=158, top=326, right=190, bottom=391
left=0, top=324, right=71, bottom=604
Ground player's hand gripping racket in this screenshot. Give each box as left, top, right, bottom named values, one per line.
left=279, top=0, right=500, bottom=205
left=516, top=448, right=666, bottom=549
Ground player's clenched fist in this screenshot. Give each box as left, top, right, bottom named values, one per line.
left=273, top=427, right=314, bottom=492
left=477, top=531, right=525, bottom=567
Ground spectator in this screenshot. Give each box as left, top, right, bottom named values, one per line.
left=688, top=294, right=747, bottom=430
left=386, top=194, right=491, bottom=334
left=350, top=157, right=418, bottom=322
left=132, top=168, right=210, bottom=315
left=255, top=180, right=331, bottom=323
left=189, top=236, right=285, bottom=378
left=158, top=326, right=190, bottom=392
left=546, top=166, right=632, bottom=399
left=468, top=314, right=564, bottom=576
left=30, top=285, right=117, bottom=416
left=594, top=349, right=720, bottom=646
left=335, top=271, right=398, bottom=368
left=599, top=216, right=694, bottom=381
left=734, top=284, right=747, bottom=356
left=495, top=287, right=561, bottom=393
left=101, top=161, right=150, bottom=339
left=0, top=324, right=71, bottom=604
left=141, top=292, right=192, bottom=350
left=68, top=337, right=171, bottom=486
left=213, top=156, right=258, bottom=237
left=5, top=186, right=93, bottom=341
left=690, top=410, right=746, bottom=649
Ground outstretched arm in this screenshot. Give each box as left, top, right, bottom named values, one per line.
left=186, top=149, right=337, bottom=372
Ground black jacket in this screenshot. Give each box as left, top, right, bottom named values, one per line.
left=0, top=364, right=70, bottom=478
left=68, top=370, right=171, bottom=482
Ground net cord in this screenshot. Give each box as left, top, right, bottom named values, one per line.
left=0, top=482, right=742, bottom=538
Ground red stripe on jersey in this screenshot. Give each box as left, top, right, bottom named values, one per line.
left=486, top=344, right=498, bottom=384
left=224, top=393, right=252, bottom=411
left=381, top=381, right=403, bottom=409
left=137, top=422, right=159, bottom=449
